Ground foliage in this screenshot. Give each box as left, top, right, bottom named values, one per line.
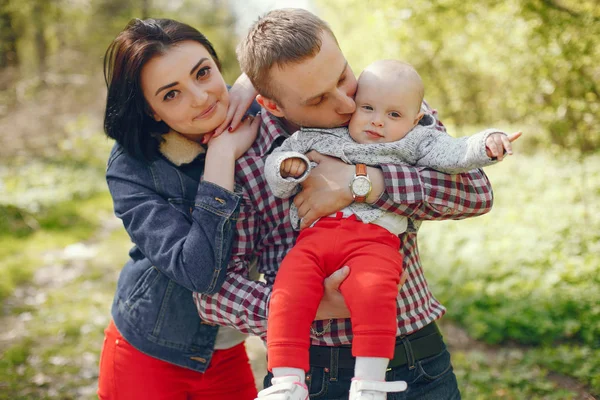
left=317, top=0, right=600, bottom=154
left=451, top=348, right=580, bottom=399
left=0, top=192, right=113, bottom=304
left=419, top=153, right=599, bottom=347
left=415, top=152, right=599, bottom=392
left=0, top=0, right=242, bottom=89
left=0, top=121, right=114, bottom=303
left=0, top=227, right=129, bottom=400
left=528, top=344, right=600, bottom=394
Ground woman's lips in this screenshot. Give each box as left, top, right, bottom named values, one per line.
left=194, top=102, right=218, bottom=120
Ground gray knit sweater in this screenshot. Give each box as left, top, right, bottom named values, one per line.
left=265, top=114, right=503, bottom=229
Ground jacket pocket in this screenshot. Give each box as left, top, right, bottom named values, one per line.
left=124, top=266, right=161, bottom=310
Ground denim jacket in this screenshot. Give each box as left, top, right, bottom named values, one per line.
left=106, top=131, right=241, bottom=372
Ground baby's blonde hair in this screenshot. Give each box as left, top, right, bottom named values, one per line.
left=362, top=60, right=424, bottom=113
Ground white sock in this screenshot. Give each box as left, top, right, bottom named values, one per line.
left=272, top=367, right=305, bottom=383
left=354, top=357, right=388, bottom=381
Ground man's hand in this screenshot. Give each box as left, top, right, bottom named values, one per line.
left=281, top=157, right=308, bottom=178
left=294, top=151, right=354, bottom=229
left=314, top=267, right=407, bottom=321
left=315, top=266, right=351, bottom=320
left=486, top=131, right=522, bottom=161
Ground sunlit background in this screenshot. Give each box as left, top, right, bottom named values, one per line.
left=0, top=0, right=598, bottom=399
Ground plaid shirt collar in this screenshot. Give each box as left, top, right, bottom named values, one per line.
left=254, top=110, right=293, bottom=156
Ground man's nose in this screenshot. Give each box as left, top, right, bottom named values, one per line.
left=335, top=89, right=355, bottom=114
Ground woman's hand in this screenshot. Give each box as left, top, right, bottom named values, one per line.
left=208, top=114, right=260, bottom=160
left=204, top=115, right=259, bottom=191
left=214, top=73, right=258, bottom=137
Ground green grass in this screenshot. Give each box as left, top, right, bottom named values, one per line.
left=452, top=348, right=579, bottom=399
left=420, top=152, right=600, bottom=394
left=0, top=226, right=130, bottom=400
left=0, top=192, right=114, bottom=305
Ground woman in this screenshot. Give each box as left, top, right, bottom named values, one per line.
left=98, top=18, right=260, bottom=400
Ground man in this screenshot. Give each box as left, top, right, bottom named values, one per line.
left=195, top=8, right=493, bottom=399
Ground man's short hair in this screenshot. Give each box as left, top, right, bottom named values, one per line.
left=237, top=8, right=336, bottom=104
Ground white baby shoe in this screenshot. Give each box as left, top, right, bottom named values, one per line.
left=348, top=378, right=408, bottom=400
left=255, top=375, right=309, bottom=400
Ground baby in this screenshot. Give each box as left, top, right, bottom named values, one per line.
left=261, top=59, right=520, bottom=400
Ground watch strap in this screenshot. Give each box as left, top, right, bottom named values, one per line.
left=355, top=163, right=367, bottom=177
left=353, top=164, right=369, bottom=203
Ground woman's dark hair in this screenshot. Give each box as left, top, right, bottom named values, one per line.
left=103, top=18, right=221, bottom=160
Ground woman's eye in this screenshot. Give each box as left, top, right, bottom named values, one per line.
left=197, top=66, right=211, bottom=79
left=164, top=90, right=178, bottom=101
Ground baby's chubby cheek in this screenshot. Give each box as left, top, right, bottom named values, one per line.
left=348, top=119, right=363, bottom=142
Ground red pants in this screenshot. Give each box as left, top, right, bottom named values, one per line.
left=267, top=216, right=403, bottom=372
left=98, top=320, right=257, bottom=400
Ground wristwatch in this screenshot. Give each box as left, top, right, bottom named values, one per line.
left=349, top=164, right=372, bottom=203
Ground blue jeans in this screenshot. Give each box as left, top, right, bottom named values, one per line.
left=263, top=344, right=460, bottom=400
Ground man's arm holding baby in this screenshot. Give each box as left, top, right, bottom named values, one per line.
left=194, top=246, right=352, bottom=337
left=295, top=103, right=500, bottom=229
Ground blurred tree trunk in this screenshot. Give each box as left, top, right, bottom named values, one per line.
left=0, top=7, right=18, bottom=68
left=32, top=0, right=47, bottom=77
left=141, top=0, right=150, bottom=19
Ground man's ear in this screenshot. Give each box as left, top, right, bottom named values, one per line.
left=413, top=111, right=425, bottom=125
left=257, top=95, right=285, bottom=118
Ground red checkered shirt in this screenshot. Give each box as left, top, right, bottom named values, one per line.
left=193, top=102, right=493, bottom=345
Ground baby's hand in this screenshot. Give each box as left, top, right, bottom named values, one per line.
left=486, top=131, right=522, bottom=161
left=281, top=157, right=308, bottom=178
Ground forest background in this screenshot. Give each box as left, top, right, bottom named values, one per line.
left=0, top=0, right=598, bottom=399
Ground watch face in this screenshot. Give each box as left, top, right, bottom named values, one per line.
left=352, top=176, right=371, bottom=196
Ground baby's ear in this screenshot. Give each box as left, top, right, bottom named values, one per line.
left=413, top=111, right=425, bottom=125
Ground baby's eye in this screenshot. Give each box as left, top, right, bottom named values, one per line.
left=389, top=111, right=401, bottom=118
left=361, top=105, right=373, bottom=111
